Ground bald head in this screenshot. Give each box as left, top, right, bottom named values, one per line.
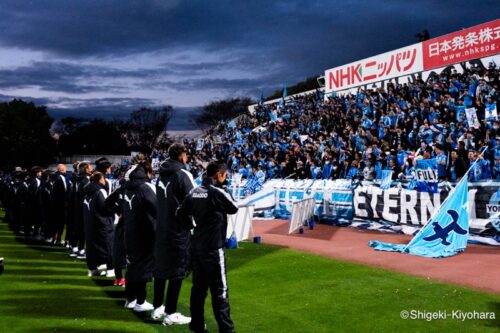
left=57, top=164, right=67, bottom=173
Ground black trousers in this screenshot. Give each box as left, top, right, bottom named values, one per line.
left=125, top=280, right=147, bottom=304
left=52, top=205, right=66, bottom=241
left=189, top=249, right=234, bottom=333
left=153, top=277, right=183, bottom=313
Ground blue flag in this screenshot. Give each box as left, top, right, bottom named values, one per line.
left=283, top=83, right=287, bottom=98
left=259, top=90, right=264, bottom=105
left=369, top=178, right=469, bottom=258
left=379, top=170, right=393, bottom=189
left=414, top=158, right=438, bottom=193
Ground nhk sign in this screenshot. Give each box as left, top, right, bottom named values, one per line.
left=324, top=19, right=500, bottom=94
left=325, top=43, right=423, bottom=92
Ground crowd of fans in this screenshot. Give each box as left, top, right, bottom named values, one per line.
left=179, top=62, right=499, bottom=185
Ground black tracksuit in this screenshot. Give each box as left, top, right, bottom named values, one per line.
left=25, top=176, right=42, bottom=237
left=74, top=174, right=90, bottom=250
left=122, top=166, right=157, bottom=303
left=153, top=159, right=195, bottom=312
left=104, top=186, right=126, bottom=277
left=51, top=172, right=69, bottom=242
left=82, top=182, right=114, bottom=271
left=15, top=179, right=28, bottom=235
left=40, top=177, right=53, bottom=238
left=178, top=178, right=238, bottom=333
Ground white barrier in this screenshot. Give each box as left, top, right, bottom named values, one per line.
left=289, top=198, right=315, bottom=234
left=227, top=205, right=255, bottom=241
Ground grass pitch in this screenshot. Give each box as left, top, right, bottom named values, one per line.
left=0, top=214, right=498, bottom=332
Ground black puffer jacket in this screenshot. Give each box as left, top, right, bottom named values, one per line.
left=154, top=159, right=195, bottom=279
left=82, top=181, right=114, bottom=270
left=74, top=173, right=90, bottom=236
left=104, top=185, right=126, bottom=269
left=123, top=165, right=157, bottom=282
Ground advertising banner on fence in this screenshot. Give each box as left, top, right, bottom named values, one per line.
left=324, top=43, right=423, bottom=93
left=232, top=177, right=499, bottom=236
left=422, top=19, right=500, bottom=70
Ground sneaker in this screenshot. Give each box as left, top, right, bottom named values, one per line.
left=163, top=312, right=191, bottom=325
left=76, top=253, right=86, bottom=260
left=106, top=269, right=115, bottom=278
left=78, top=249, right=86, bottom=256
left=124, top=299, right=137, bottom=309
left=45, top=237, right=53, bottom=244
left=87, top=269, right=106, bottom=277
left=133, top=301, right=154, bottom=312
left=118, top=278, right=126, bottom=287
left=96, top=263, right=106, bottom=271
left=151, top=305, right=165, bottom=320
left=69, top=247, right=78, bottom=257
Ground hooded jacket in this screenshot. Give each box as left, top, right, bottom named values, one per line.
left=82, top=181, right=114, bottom=270
left=74, top=173, right=90, bottom=238
left=104, top=184, right=126, bottom=269
left=123, top=165, right=157, bottom=282
left=154, top=158, right=195, bottom=279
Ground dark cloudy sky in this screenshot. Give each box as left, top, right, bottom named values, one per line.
left=0, top=0, right=498, bottom=114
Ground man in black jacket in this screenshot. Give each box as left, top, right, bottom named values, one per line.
left=71, top=162, right=93, bottom=259
left=178, top=162, right=238, bottom=333
left=25, top=167, right=43, bottom=239
left=152, top=143, right=194, bottom=325
left=449, top=149, right=467, bottom=181
left=51, top=164, right=69, bottom=245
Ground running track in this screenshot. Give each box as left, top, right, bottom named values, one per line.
left=252, top=220, right=500, bottom=294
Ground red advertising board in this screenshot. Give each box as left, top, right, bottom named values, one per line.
left=423, top=19, right=500, bottom=70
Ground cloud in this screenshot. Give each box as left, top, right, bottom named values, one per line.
left=0, top=0, right=497, bottom=108
left=0, top=61, right=135, bottom=93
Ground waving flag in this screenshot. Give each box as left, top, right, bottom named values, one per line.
left=414, top=158, right=438, bottom=193
left=283, top=83, right=287, bottom=98
left=259, top=90, right=264, bottom=105
left=369, top=178, right=469, bottom=258
left=379, top=170, right=393, bottom=189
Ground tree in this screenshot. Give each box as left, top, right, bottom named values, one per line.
left=196, top=97, right=254, bottom=127
left=123, top=106, right=173, bottom=152
left=0, top=99, right=55, bottom=168
left=57, top=119, right=128, bottom=155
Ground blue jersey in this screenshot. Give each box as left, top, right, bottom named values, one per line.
left=469, top=160, right=483, bottom=181
left=322, top=163, right=334, bottom=179
left=494, top=162, right=500, bottom=180
left=436, top=152, right=447, bottom=177
left=347, top=167, right=360, bottom=179
left=397, top=151, right=406, bottom=168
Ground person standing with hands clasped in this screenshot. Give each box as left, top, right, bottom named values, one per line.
left=152, top=143, right=195, bottom=325
left=177, top=162, right=238, bottom=333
